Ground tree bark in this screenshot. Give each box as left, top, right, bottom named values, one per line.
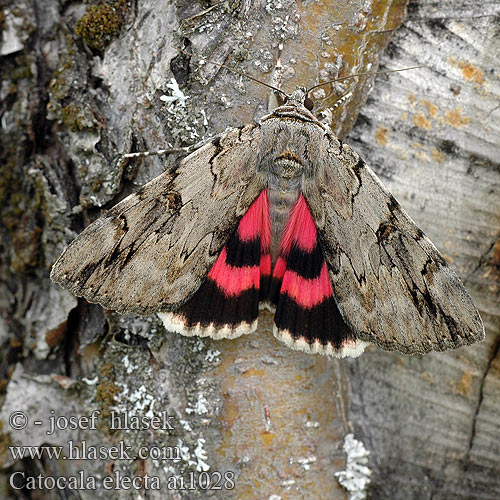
left=347, top=1, right=500, bottom=499
left=0, top=1, right=498, bottom=499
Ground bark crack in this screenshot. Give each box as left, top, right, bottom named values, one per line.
left=463, top=230, right=500, bottom=285
left=465, top=335, right=500, bottom=460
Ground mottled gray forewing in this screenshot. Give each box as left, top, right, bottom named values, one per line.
left=303, top=140, right=484, bottom=355
left=51, top=124, right=265, bottom=315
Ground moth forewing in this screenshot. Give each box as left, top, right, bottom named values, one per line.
left=50, top=124, right=266, bottom=315
left=303, top=138, right=484, bottom=354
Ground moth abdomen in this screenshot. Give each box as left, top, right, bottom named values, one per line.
left=268, top=188, right=298, bottom=262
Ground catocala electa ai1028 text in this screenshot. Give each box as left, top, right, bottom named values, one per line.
left=50, top=86, right=484, bottom=357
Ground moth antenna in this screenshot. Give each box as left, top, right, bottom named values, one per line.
left=178, top=48, right=288, bottom=98
left=307, top=65, right=424, bottom=93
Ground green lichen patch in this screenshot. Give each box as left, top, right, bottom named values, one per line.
left=48, top=60, right=74, bottom=103
left=47, top=51, right=99, bottom=135
left=74, top=0, right=129, bottom=51
left=60, top=103, right=96, bottom=131
left=0, top=10, right=6, bottom=33
left=1, top=54, right=33, bottom=98
left=0, top=143, right=45, bottom=273
left=0, top=420, right=11, bottom=467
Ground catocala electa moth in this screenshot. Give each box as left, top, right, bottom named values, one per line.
left=50, top=86, right=485, bottom=357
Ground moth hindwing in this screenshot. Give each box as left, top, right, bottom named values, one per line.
left=51, top=87, right=484, bottom=357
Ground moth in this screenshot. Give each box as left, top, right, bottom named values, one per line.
left=50, top=85, right=484, bottom=357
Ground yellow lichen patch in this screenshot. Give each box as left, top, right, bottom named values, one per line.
left=401, top=112, right=408, bottom=120
left=375, top=126, right=389, bottom=146
left=419, top=99, right=439, bottom=117
left=10, top=336, right=22, bottom=349
left=492, top=237, right=500, bottom=267
left=219, top=392, right=240, bottom=430
left=421, top=371, right=434, bottom=385
left=442, top=108, right=472, bottom=128
left=413, top=112, right=432, bottom=129
left=0, top=420, right=11, bottom=467
left=242, top=367, right=266, bottom=378
left=260, top=431, right=275, bottom=446
left=458, top=62, right=485, bottom=85
left=431, top=148, right=445, bottom=163
left=96, top=362, right=120, bottom=428
left=456, top=372, right=474, bottom=397
left=416, top=151, right=429, bottom=162
left=442, top=253, right=454, bottom=264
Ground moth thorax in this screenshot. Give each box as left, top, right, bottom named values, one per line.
left=273, top=151, right=303, bottom=180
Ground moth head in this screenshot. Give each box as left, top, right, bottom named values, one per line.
left=284, top=86, right=314, bottom=111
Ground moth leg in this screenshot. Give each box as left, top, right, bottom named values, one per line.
left=122, top=146, right=193, bottom=159
left=331, top=90, right=352, bottom=111
left=317, top=91, right=352, bottom=126
left=114, top=145, right=195, bottom=172
left=116, top=134, right=222, bottom=171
